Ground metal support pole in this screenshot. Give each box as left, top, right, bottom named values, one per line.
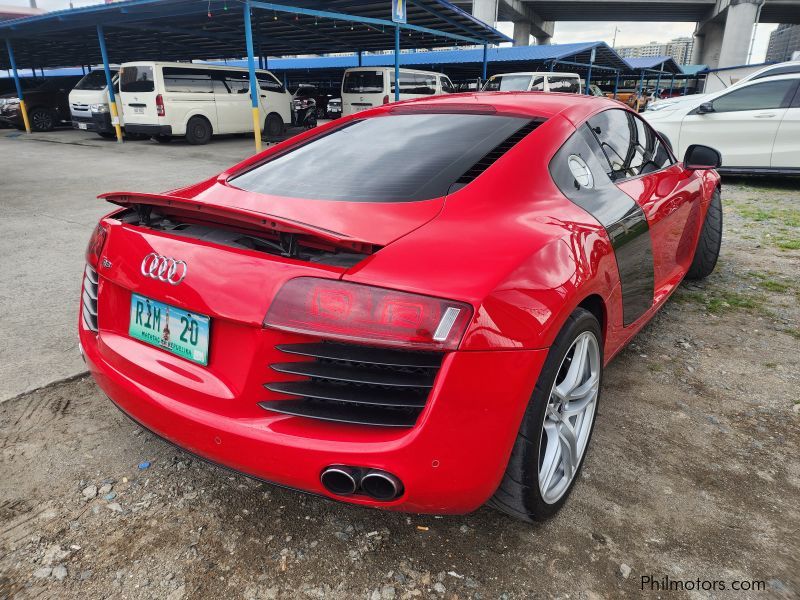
left=358, top=50, right=362, bottom=67
left=96, top=25, right=123, bottom=143
left=585, top=63, right=593, bottom=95
left=683, top=77, right=689, bottom=96
left=243, top=0, right=262, bottom=153
left=4, top=39, right=30, bottom=133
left=654, top=62, right=663, bottom=98
left=394, top=25, right=400, bottom=102
left=669, top=73, right=675, bottom=96
left=638, top=70, right=644, bottom=92
left=613, top=70, right=620, bottom=99
left=549, top=60, right=556, bottom=72
left=482, top=44, right=488, bottom=81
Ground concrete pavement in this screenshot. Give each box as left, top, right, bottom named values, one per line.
left=0, top=128, right=257, bottom=400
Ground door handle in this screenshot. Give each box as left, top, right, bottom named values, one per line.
left=754, top=113, right=776, bottom=118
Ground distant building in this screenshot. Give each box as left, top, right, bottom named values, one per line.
left=766, top=24, right=800, bottom=63
left=0, top=4, right=44, bottom=22
left=617, top=37, right=695, bottom=65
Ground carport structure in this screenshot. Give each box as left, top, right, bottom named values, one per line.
left=621, top=56, right=684, bottom=98
left=259, top=41, right=629, bottom=94
left=0, top=0, right=508, bottom=149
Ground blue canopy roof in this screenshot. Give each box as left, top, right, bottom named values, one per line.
left=0, top=0, right=509, bottom=70
left=623, top=56, right=683, bottom=74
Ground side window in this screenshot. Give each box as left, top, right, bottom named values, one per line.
left=530, top=76, right=545, bottom=91
left=587, top=109, right=634, bottom=179
left=225, top=71, right=250, bottom=94
left=440, top=76, right=455, bottom=94
left=710, top=79, right=797, bottom=112
left=632, top=114, right=675, bottom=173
left=258, top=73, right=285, bottom=93
left=548, top=77, right=580, bottom=94
left=163, top=68, right=213, bottom=93
left=588, top=109, right=673, bottom=180
left=416, top=74, right=437, bottom=95
left=392, top=72, right=416, bottom=94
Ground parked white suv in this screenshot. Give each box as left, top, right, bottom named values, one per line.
left=482, top=72, right=582, bottom=94
left=118, top=62, right=292, bottom=144
left=643, top=73, right=800, bottom=173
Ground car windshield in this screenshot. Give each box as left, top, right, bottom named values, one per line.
left=343, top=71, right=384, bottom=94
left=483, top=75, right=532, bottom=92
left=230, top=113, right=533, bottom=202
left=74, top=70, right=114, bottom=91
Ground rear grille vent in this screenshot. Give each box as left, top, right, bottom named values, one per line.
left=455, top=119, right=543, bottom=186
left=82, top=265, right=99, bottom=332
left=259, top=342, right=443, bottom=428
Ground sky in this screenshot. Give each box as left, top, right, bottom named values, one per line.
left=3, top=0, right=780, bottom=64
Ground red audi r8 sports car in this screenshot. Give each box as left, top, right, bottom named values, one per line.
left=78, top=92, right=722, bottom=522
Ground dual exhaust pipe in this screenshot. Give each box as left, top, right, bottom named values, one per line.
left=321, top=466, right=403, bottom=501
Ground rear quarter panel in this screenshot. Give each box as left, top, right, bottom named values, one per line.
left=344, top=113, right=623, bottom=355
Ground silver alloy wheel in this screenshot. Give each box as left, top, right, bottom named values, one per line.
left=538, top=330, right=600, bottom=504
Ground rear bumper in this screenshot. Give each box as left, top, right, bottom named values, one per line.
left=125, top=123, right=172, bottom=136
left=80, top=322, right=547, bottom=514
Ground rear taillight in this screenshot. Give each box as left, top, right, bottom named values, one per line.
left=264, top=278, right=472, bottom=351
left=383, top=95, right=390, bottom=104
left=156, top=94, right=165, bottom=117
left=85, top=223, right=109, bottom=268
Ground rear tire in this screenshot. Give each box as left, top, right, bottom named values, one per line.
left=488, top=308, right=603, bottom=522
left=685, top=189, right=722, bottom=280
left=264, top=113, right=284, bottom=141
left=29, top=107, right=56, bottom=132
left=185, top=116, right=212, bottom=145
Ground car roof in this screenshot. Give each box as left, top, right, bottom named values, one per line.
left=344, top=66, right=445, bottom=76
left=489, top=72, right=580, bottom=78
left=373, top=91, right=615, bottom=123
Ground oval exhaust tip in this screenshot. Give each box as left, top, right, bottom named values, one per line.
left=361, top=471, right=403, bottom=501
left=320, top=467, right=358, bottom=496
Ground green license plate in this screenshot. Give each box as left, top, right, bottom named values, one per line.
left=129, top=294, right=210, bottom=365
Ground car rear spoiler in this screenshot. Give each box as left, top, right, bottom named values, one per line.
left=99, top=191, right=375, bottom=252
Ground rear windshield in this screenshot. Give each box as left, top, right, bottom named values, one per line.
left=483, top=75, right=532, bottom=92
left=120, top=66, right=155, bottom=93
left=74, top=70, right=115, bottom=91
left=343, top=71, right=384, bottom=94
left=230, top=113, right=532, bottom=202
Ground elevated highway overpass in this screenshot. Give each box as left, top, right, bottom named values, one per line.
left=453, top=0, right=800, bottom=67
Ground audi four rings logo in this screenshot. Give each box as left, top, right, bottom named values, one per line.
left=140, top=253, right=188, bottom=285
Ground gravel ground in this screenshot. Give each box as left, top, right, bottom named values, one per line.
left=1, top=178, right=798, bottom=599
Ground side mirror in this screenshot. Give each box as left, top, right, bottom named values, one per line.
left=684, top=144, right=721, bottom=170
left=697, top=102, right=714, bottom=114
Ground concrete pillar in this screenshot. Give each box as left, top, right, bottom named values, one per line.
left=718, top=0, right=763, bottom=68
left=536, top=21, right=554, bottom=45
left=472, top=0, right=498, bottom=26
left=699, top=20, right=724, bottom=67
left=513, top=21, right=531, bottom=46
left=690, top=29, right=704, bottom=64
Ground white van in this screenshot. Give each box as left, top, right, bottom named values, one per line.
left=341, top=67, right=455, bottom=116
left=69, top=68, right=124, bottom=139
left=482, top=72, right=582, bottom=94
left=118, top=62, right=292, bottom=144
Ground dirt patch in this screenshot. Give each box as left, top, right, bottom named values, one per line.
left=1, top=179, right=798, bottom=599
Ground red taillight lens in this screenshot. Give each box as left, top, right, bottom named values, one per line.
left=264, top=278, right=473, bottom=351
left=85, top=223, right=108, bottom=267
left=156, top=94, right=165, bottom=117
left=383, top=95, right=390, bottom=104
